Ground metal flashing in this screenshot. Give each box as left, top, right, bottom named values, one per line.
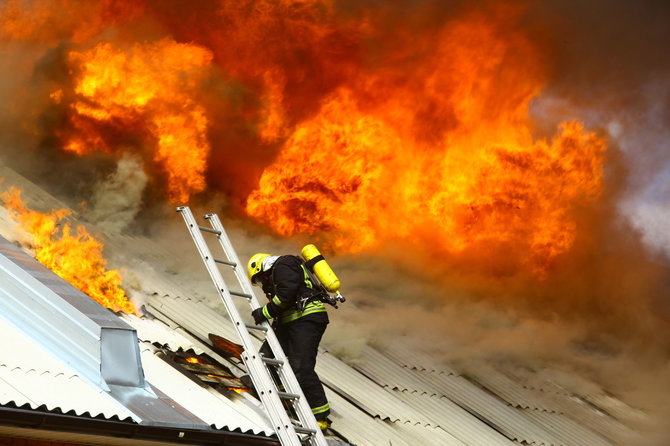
left=101, top=328, right=146, bottom=387
left=0, top=235, right=143, bottom=392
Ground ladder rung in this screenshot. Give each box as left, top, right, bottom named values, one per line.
left=293, top=426, right=317, bottom=435
left=261, top=357, right=284, bottom=366
left=198, top=225, right=221, bottom=235
left=278, top=391, right=300, bottom=400
left=214, top=257, right=237, bottom=267
left=230, top=290, right=252, bottom=299
left=178, top=207, right=327, bottom=445
left=245, top=323, right=268, bottom=332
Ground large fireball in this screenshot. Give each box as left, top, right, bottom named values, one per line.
left=246, top=11, right=606, bottom=275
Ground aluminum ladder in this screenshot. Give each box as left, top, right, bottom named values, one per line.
left=177, top=206, right=328, bottom=446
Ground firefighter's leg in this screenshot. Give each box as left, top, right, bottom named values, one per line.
left=258, top=324, right=289, bottom=388
left=285, top=318, right=330, bottom=420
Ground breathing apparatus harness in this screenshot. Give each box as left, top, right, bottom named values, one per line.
left=299, top=244, right=346, bottom=310
left=257, top=245, right=346, bottom=314
left=299, top=262, right=345, bottom=311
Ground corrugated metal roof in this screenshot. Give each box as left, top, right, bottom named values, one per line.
left=141, top=290, right=646, bottom=446
left=491, top=362, right=643, bottom=444
left=584, top=393, right=647, bottom=423
left=0, top=223, right=273, bottom=441
left=316, top=351, right=424, bottom=424
left=137, top=343, right=273, bottom=436
left=524, top=410, right=615, bottom=446
left=324, top=389, right=412, bottom=446
left=120, top=313, right=208, bottom=356
left=144, top=293, right=435, bottom=444
left=461, top=362, right=565, bottom=412
left=0, top=366, right=127, bottom=419
left=145, top=294, right=244, bottom=350
left=370, top=347, right=622, bottom=446
left=392, top=423, right=466, bottom=446
left=0, top=316, right=132, bottom=420
left=377, top=342, right=459, bottom=375
left=392, top=390, right=514, bottom=446
left=350, top=342, right=632, bottom=446
left=352, top=345, right=443, bottom=392
left=143, top=294, right=252, bottom=376
left=0, top=293, right=275, bottom=438
left=419, top=371, right=561, bottom=444
left=143, top=292, right=460, bottom=441
left=494, top=362, right=574, bottom=396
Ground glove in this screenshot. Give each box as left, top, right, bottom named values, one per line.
left=251, top=307, right=266, bottom=325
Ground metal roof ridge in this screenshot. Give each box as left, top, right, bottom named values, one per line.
left=0, top=236, right=106, bottom=390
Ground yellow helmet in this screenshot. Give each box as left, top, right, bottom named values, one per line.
left=247, top=253, right=271, bottom=283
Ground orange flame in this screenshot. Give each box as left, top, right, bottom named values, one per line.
left=1, top=2, right=609, bottom=277
left=246, top=10, right=607, bottom=275
left=0, top=0, right=143, bottom=44
left=1, top=187, right=136, bottom=314
left=58, top=38, right=213, bottom=204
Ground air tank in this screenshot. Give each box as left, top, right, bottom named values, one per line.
left=301, top=244, right=340, bottom=293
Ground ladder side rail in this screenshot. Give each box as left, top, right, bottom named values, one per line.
left=177, top=208, right=303, bottom=446
left=205, top=215, right=300, bottom=376
left=206, top=214, right=328, bottom=446
left=204, top=214, right=265, bottom=310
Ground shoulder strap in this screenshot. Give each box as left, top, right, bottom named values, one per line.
left=304, top=254, right=325, bottom=272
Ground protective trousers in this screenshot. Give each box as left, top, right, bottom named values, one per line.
left=261, top=317, right=330, bottom=420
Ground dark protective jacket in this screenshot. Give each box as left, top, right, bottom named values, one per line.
left=260, top=255, right=328, bottom=324
left=257, top=255, right=330, bottom=420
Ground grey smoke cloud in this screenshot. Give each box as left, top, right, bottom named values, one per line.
left=529, top=0, right=670, bottom=201
left=85, top=153, right=148, bottom=233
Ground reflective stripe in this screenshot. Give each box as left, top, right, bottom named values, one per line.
left=301, top=264, right=313, bottom=289
left=269, top=265, right=312, bottom=314
left=311, top=403, right=330, bottom=415
left=280, top=300, right=326, bottom=324
left=262, top=305, right=271, bottom=320
left=272, top=295, right=287, bottom=307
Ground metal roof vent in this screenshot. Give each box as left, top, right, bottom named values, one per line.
left=0, top=235, right=145, bottom=391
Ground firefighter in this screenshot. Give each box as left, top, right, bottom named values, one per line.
left=247, top=253, right=331, bottom=431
